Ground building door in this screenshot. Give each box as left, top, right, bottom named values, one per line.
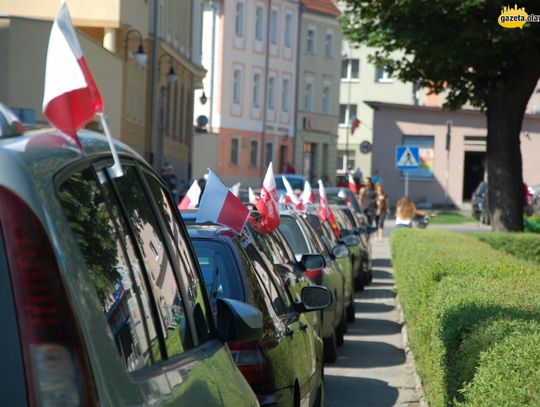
left=462, top=151, right=486, bottom=201
left=279, top=145, right=287, bottom=173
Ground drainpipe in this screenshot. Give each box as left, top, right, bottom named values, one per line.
left=260, top=0, right=272, bottom=178
left=209, top=0, right=217, bottom=132
left=149, top=0, right=161, bottom=170
left=293, top=4, right=302, bottom=173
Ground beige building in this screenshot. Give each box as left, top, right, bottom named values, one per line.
left=0, top=0, right=205, bottom=190
left=295, top=0, right=341, bottom=183
left=368, top=101, right=540, bottom=207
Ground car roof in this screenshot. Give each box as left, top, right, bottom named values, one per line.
left=187, top=223, right=238, bottom=240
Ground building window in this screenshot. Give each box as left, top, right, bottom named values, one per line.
left=235, top=2, right=244, bottom=38
left=255, top=6, right=264, bottom=42
left=337, top=149, right=356, bottom=171
left=322, top=86, right=330, bottom=114
left=231, top=138, right=240, bottom=165
left=253, top=73, right=261, bottom=107
left=250, top=140, right=259, bottom=167
left=233, top=69, right=242, bottom=104
left=282, top=79, right=290, bottom=113
left=324, top=33, right=333, bottom=58
left=306, top=27, right=315, bottom=54
left=375, top=66, right=393, bottom=82
left=265, top=142, right=273, bottom=167
left=304, top=83, right=313, bottom=112
left=341, top=58, right=359, bottom=79
left=339, top=104, right=357, bottom=125
left=270, top=9, right=278, bottom=45
left=285, top=14, right=292, bottom=48
left=268, top=76, right=276, bottom=110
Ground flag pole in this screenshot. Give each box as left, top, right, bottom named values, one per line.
left=97, top=112, right=124, bottom=178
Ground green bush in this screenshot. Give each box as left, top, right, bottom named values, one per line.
left=475, top=232, right=540, bottom=266
left=391, top=229, right=540, bottom=407
left=524, top=217, right=540, bottom=233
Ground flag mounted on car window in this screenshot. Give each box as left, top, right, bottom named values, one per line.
left=255, top=162, right=280, bottom=233
left=196, top=170, right=249, bottom=235
left=42, top=2, right=102, bottom=149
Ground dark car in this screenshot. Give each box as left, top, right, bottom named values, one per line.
left=278, top=211, right=348, bottom=362
left=188, top=224, right=331, bottom=406
left=0, top=104, right=261, bottom=406
left=315, top=187, right=363, bottom=218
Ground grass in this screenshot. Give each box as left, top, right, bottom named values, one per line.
left=429, top=212, right=476, bottom=224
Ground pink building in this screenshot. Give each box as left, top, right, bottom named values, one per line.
left=368, top=101, right=540, bottom=207
left=193, top=0, right=299, bottom=186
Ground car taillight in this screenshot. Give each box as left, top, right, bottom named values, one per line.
left=0, top=186, right=98, bottom=406
left=228, top=341, right=273, bottom=395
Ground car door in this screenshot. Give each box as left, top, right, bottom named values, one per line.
left=56, top=161, right=239, bottom=405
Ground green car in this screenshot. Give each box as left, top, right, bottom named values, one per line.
left=0, top=103, right=261, bottom=406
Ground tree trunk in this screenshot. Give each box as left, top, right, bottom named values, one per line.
left=485, top=78, right=537, bottom=231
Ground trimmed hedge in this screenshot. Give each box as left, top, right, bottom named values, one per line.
left=391, top=229, right=540, bottom=406
left=475, top=232, right=540, bottom=266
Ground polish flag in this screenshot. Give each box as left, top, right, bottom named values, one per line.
left=248, top=187, right=259, bottom=205
left=351, top=118, right=361, bottom=135
left=318, top=179, right=329, bottom=221
left=255, top=162, right=280, bottom=233
left=178, top=180, right=201, bottom=210
left=301, top=180, right=316, bottom=205
left=196, top=170, right=249, bottom=235
left=348, top=173, right=358, bottom=194
left=42, top=2, right=103, bottom=149
left=229, top=182, right=241, bottom=197
left=282, top=176, right=305, bottom=210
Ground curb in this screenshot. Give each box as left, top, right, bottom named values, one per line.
left=396, top=298, right=429, bottom=407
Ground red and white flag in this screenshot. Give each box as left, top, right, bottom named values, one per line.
left=348, top=173, right=358, bottom=194
left=42, top=2, right=103, bottom=149
left=229, top=182, right=241, bottom=197
left=351, top=118, right=360, bottom=135
left=318, top=179, right=329, bottom=221
left=248, top=187, right=258, bottom=205
left=178, top=180, right=201, bottom=210
left=196, top=170, right=249, bottom=235
left=255, top=162, right=280, bottom=233
left=301, top=180, right=316, bottom=205
left=282, top=176, right=305, bottom=210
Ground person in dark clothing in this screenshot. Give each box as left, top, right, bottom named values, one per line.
left=359, top=177, right=376, bottom=225
left=161, top=163, right=178, bottom=203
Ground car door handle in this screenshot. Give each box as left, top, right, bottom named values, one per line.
left=285, top=327, right=294, bottom=337
left=299, top=322, right=308, bottom=331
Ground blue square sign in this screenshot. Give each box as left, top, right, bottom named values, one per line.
left=396, top=146, right=420, bottom=170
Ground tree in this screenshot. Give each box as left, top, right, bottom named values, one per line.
left=341, top=0, right=540, bottom=230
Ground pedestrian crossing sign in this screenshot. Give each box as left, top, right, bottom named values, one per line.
left=396, top=146, right=419, bottom=170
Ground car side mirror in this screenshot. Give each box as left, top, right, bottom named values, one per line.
left=332, top=244, right=349, bottom=259
left=300, top=254, right=325, bottom=271
left=216, top=298, right=263, bottom=343
left=296, top=285, right=332, bottom=313
left=354, top=226, right=367, bottom=235
left=343, top=235, right=360, bottom=246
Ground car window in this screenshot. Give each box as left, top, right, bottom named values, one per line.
left=142, top=171, right=212, bottom=343
left=58, top=167, right=164, bottom=371
left=191, top=239, right=244, bottom=304
left=111, top=165, right=193, bottom=358
left=278, top=217, right=310, bottom=256
left=247, top=223, right=286, bottom=264
left=299, top=217, right=327, bottom=255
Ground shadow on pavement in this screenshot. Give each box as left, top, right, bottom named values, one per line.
left=359, top=288, right=395, bottom=299
left=325, top=375, right=399, bottom=407
left=355, top=302, right=395, bottom=313
left=347, top=318, right=402, bottom=336
left=368, top=281, right=395, bottom=288
left=371, top=269, right=393, bottom=279
left=331, top=340, right=405, bottom=368
left=372, top=258, right=392, bottom=268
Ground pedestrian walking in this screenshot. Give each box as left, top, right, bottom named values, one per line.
left=359, top=177, right=376, bottom=225
left=375, top=183, right=390, bottom=241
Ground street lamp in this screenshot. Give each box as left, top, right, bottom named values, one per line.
left=159, top=54, right=177, bottom=84
left=199, top=91, right=208, bottom=105
left=124, top=29, right=147, bottom=66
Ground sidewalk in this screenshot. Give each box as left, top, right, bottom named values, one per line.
left=324, top=225, right=423, bottom=407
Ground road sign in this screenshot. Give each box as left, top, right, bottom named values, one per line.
left=396, top=146, right=419, bottom=170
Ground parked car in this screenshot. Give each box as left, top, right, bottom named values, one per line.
left=278, top=210, right=348, bottom=362
left=315, top=187, right=363, bottom=219
left=187, top=224, right=330, bottom=406
left=0, top=104, right=263, bottom=406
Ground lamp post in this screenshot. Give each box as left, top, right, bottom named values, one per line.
left=124, top=29, right=147, bottom=65
left=343, top=53, right=353, bottom=171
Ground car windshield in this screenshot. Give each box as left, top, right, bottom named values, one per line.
left=279, top=217, right=310, bottom=256
left=275, top=176, right=304, bottom=191
left=191, top=239, right=244, bottom=303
